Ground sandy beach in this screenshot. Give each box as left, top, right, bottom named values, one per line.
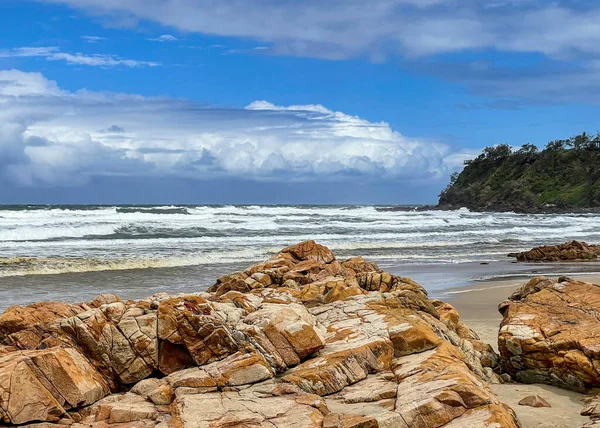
left=444, top=274, right=600, bottom=428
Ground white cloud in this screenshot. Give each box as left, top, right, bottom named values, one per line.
left=33, top=0, right=600, bottom=60
left=0, top=69, right=466, bottom=186
left=0, top=47, right=158, bottom=68
left=148, top=34, right=178, bottom=42
left=82, top=35, right=106, bottom=42
left=0, top=47, right=60, bottom=58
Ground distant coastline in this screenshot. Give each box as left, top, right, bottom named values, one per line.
left=438, top=134, right=600, bottom=213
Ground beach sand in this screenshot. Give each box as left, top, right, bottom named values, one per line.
left=444, top=274, right=600, bottom=428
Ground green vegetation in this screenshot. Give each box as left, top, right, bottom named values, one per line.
left=438, top=132, right=600, bottom=212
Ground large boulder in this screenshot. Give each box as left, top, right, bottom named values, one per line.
left=0, top=302, right=88, bottom=350
left=499, top=276, right=600, bottom=391
left=156, top=295, right=243, bottom=374
left=508, top=240, right=600, bottom=262
left=0, top=241, right=520, bottom=427
left=60, top=302, right=158, bottom=386
left=0, top=347, right=109, bottom=425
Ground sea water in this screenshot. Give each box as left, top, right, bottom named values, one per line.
left=1, top=204, right=600, bottom=310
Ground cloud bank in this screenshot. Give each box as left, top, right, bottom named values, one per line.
left=35, top=0, right=600, bottom=60
left=0, top=69, right=466, bottom=188
left=33, top=0, right=600, bottom=104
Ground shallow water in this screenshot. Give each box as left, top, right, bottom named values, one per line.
left=1, top=204, right=600, bottom=310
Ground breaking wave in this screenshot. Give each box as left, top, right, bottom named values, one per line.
left=2, top=204, right=600, bottom=277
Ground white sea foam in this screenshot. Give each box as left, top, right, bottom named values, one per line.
left=2, top=205, right=600, bottom=277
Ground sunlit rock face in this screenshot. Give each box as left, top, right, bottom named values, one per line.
left=0, top=241, right=518, bottom=427
left=499, top=276, right=600, bottom=392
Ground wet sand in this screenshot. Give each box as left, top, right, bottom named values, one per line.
left=444, top=274, right=600, bottom=428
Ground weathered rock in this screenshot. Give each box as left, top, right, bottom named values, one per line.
left=0, top=348, right=109, bottom=425
left=518, top=395, right=551, bottom=407
left=499, top=276, right=600, bottom=391
left=60, top=302, right=158, bottom=386
left=130, top=378, right=162, bottom=399
left=508, top=240, right=600, bottom=262
left=157, top=295, right=242, bottom=374
left=242, top=302, right=326, bottom=366
left=0, top=241, right=519, bottom=427
left=282, top=240, right=336, bottom=264
left=392, top=343, right=517, bottom=428
left=94, top=393, right=160, bottom=424
left=582, top=393, right=600, bottom=423
left=0, top=302, right=87, bottom=349
left=323, top=413, right=378, bottom=428
left=174, top=380, right=327, bottom=427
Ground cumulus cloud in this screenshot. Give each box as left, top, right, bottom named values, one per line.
left=148, top=34, right=178, bottom=42
left=0, top=69, right=467, bottom=187
left=0, top=47, right=158, bottom=68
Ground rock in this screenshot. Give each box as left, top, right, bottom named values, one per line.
left=156, top=295, right=240, bottom=374
left=130, top=378, right=162, bottom=398
left=89, top=294, right=122, bottom=308
left=518, top=395, right=551, bottom=408
left=60, top=302, right=158, bottom=385
left=508, top=240, right=600, bottom=262
left=283, top=337, right=394, bottom=395
left=323, top=413, right=379, bottom=428
left=174, top=380, right=326, bottom=427
left=392, top=342, right=514, bottom=428
left=581, top=394, right=600, bottom=422
left=281, top=240, right=336, bottom=264
left=499, top=276, right=600, bottom=391
left=147, top=384, right=174, bottom=405
left=94, top=393, right=159, bottom=424
left=0, top=241, right=520, bottom=427
left=0, top=348, right=109, bottom=425
left=0, top=302, right=87, bottom=349
left=242, top=302, right=326, bottom=365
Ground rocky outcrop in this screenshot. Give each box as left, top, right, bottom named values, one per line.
left=499, top=276, right=600, bottom=391
left=508, top=240, right=600, bottom=262
left=0, top=348, right=110, bottom=424
left=0, top=241, right=519, bottom=427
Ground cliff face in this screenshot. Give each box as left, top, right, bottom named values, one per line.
left=438, top=144, right=600, bottom=213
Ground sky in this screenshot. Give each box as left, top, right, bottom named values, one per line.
left=1, top=0, right=600, bottom=204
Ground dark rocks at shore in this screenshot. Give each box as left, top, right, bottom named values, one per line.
left=0, top=240, right=520, bottom=427
left=508, top=240, right=600, bottom=262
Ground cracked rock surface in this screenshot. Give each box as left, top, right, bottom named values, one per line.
left=499, top=276, right=600, bottom=392
left=0, top=241, right=519, bottom=427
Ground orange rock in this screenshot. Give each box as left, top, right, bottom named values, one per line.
left=508, top=240, right=600, bottom=262
left=157, top=296, right=239, bottom=373
left=0, top=348, right=109, bottom=425
left=281, top=240, right=336, bottom=264
left=499, top=276, right=600, bottom=391
left=60, top=302, right=158, bottom=385
left=0, top=241, right=521, bottom=428
left=518, top=395, right=551, bottom=407
left=0, top=301, right=87, bottom=349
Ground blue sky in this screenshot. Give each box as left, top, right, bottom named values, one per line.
left=1, top=0, right=600, bottom=204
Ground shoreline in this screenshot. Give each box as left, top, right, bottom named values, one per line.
left=443, top=274, right=600, bottom=428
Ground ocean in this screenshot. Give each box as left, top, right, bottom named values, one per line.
left=1, top=204, right=600, bottom=311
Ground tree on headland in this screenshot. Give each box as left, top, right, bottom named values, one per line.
left=439, top=130, right=600, bottom=211
left=467, top=144, right=513, bottom=164
left=517, top=143, right=538, bottom=154
left=545, top=140, right=565, bottom=151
